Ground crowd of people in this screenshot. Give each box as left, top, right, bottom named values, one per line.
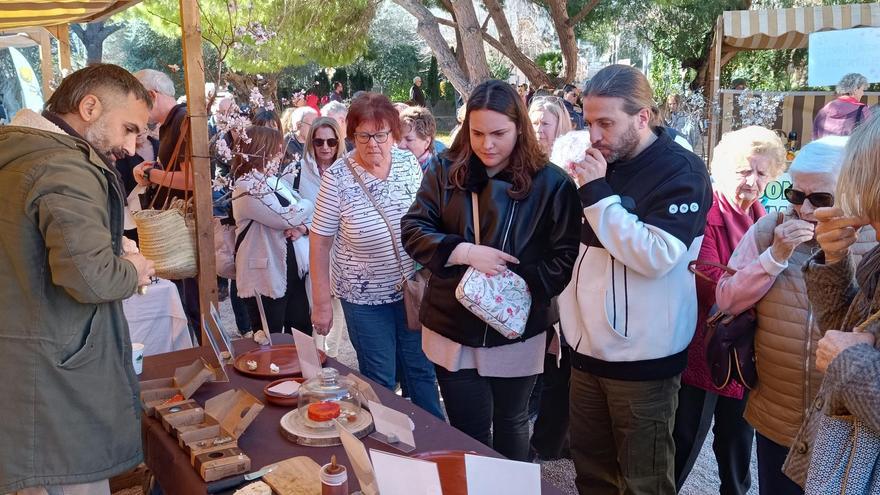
left=1, top=62, right=880, bottom=495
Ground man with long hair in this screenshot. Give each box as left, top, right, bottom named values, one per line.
left=559, top=65, right=712, bottom=494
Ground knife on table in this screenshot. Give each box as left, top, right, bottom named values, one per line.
left=205, top=464, right=276, bottom=494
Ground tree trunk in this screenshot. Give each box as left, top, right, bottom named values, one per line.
left=482, top=0, right=552, bottom=88
left=225, top=72, right=280, bottom=110
left=71, top=21, right=123, bottom=64
left=448, top=1, right=491, bottom=87
left=544, top=0, right=580, bottom=84
left=393, top=0, right=474, bottom=98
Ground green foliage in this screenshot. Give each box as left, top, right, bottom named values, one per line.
left=277, top=63, right=319, bottom=99
left=333, top=68, right=349, bottom=98
left=488, top=54, right=513, bottom=82
left=102, top=20, right=187, bottom=95
left=534, top=52, right=563, bottom=79
left=723, top=49, right=808, bottom=91
left=349, top=67, right=374, bottom=93
left=131, top=0, right=376, bottom=74
left=425, top=56, right=440, bottom=106
left=313, top=69, right=331, bottom=96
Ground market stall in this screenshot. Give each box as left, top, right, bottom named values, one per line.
left=142, top=334, right=566, bottom=494
left=0, top=0, right=218, bottom=342
left=706, top=3, right=880, bottom=160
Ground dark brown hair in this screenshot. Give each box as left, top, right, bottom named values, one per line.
left=583, top=64, right=661, bottom=129
left=346, top=92, right=402, bottom=142
left=253, top=110, right=282, bottom=131
left=448, top=79, right=547, bottom=199
left=232, top=126, right=284, bottom=178
left=45, top=64, right=153, bottom=114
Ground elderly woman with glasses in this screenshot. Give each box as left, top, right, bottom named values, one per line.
left=309, top=93, right=444, bottom=419
left=713, top=136, right=877, bottom=494
left=528, top=96, right=572, bottom=155
left=675, top=126, right=788, bottom=494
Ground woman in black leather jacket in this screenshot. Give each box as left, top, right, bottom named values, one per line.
left=401, top=79, right=582, bottom=460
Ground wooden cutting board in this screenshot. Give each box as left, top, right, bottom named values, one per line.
left=262, top=456, right=322, bottom=495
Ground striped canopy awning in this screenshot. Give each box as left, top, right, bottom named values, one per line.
left=722, top=3, right=880, bottom=51
left=0, top=1, right=141, bottom=30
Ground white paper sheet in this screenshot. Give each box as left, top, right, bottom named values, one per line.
left=335, top=421, right=379, bottom=495
left=464, top=454, right=541, bottom=495
left=292, top=329, right=322, bottom=380
left=367, top=400, right=415, bottom=449
left=369, top=449, right=442, bottom=495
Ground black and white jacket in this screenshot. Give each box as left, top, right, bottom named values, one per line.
left=559, top=128, right=712, bottom=380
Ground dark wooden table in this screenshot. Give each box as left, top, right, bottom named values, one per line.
left=141, top=334, right=565, bottom=494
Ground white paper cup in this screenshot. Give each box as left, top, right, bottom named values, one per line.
left=132, top=343, right=145, bottom=375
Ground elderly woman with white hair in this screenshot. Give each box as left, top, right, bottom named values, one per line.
left=674, top=126, right=788, bottom=494
left=529, top=96, right=572, bottom=155
left=320, top=100, right=353, bottom=151
left=285, top=106, right=318, bottom=160
left=713, top=135, right=876, bottom=494
left=813, top=72, right=872, bottom=140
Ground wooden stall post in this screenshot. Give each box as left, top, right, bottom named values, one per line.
left=47, top=24, right=72, bottom=73
left=36, top=29, right=53, bottom=99
left=178, top=0, right=217, bottom=344
left=706, top=15, right=724, bottom=165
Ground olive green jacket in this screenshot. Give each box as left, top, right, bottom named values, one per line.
left=0, top=109, right=141, bottom=492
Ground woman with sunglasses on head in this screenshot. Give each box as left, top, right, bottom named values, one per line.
left=309, top=93, right=444, bottom=419
left=400, top=80, right=582, bottom=460
left=714, top=135, right=877, bottom=495
left=674, top=126, right=787, bottom=494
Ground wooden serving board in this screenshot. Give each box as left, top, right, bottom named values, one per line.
left=280, top=408, right=374, bottom=447
left=233, top=345, right=327, bottom=379
left=262, top=456, right=321, bottom=495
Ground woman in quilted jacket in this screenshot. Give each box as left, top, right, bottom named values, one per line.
left=673, top=126, right=787, bottom=494
left=401, top=80, right=582, bottom=461
left=714, top=136, right=876, bottom=495
left=781, top=111, right=880, bottom=489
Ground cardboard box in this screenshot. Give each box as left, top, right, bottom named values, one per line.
left=155, top=400, right=203, bottom=435
left=193, top=447, right=251, bottom=482
left=177, top=389, right=264, bottom=463
left=139, top=359, right=216, bottom=416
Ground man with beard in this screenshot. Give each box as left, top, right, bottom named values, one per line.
left=558, top=64, right=712, bottom=495
left=0, top=64, right=155, bottom=494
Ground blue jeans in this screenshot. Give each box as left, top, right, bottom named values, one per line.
left=340, top=299, right=444, bottom=419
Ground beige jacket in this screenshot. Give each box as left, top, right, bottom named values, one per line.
left=745, top=212, right=875, bottom=448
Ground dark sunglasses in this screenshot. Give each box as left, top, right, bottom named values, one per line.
left=312, top=138, right=339, bottom=148
left=784, top=188, right=835, bottom=208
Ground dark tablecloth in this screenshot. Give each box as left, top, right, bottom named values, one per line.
left=140, top=334, right=565, bottom=494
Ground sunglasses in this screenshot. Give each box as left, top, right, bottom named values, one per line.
left=313, top=138, right=339, bottom=148
left=784, top=188, right=835, bottom=208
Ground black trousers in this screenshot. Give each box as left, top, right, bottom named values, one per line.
left=756, top=432, right=803, bottom=495
left=530, top=341, right=571, bottom=459
left=434, top=366, right=537, bottom=461
left=244, top=240, right=312, bottom=335
left=229, top=280, right=252, bottom=333
left=673, top=383, right=754, bottom=495
left=172, top=277, right=201, bottom=345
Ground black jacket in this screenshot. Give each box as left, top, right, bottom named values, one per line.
left=401, top=156, right=582, bottom=347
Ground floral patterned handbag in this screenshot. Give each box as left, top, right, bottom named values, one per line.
left=455, top=192, right=531, bottom=339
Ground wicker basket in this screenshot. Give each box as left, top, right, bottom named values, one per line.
left=132, top=208, right=198, bottom=280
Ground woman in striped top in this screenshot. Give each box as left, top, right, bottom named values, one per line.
left=309, top=93, right=443, bottom=419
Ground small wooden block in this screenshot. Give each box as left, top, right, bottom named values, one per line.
left=194, top=447, right=250, bottom=482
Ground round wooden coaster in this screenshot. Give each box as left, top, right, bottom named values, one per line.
left=279, top=407, right=374, bottom=447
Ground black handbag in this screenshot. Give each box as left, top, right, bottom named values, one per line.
left=688, top=260, right=758, bottom=390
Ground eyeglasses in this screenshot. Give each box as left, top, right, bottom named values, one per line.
left=313, top=138, right=339, bottom=148
left=353, top=130, right=391, bottom=144
left=784, top=188, right=835, bottom=208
